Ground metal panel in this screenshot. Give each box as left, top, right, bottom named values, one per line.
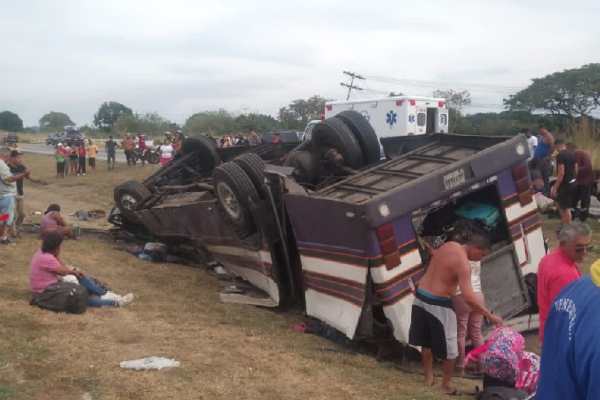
left=480, top=244, right=530, bottom=321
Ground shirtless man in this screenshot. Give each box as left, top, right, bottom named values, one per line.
left=409, top=235, right=503, bottom=396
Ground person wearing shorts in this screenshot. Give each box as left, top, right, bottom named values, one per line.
left=408, top=236, right=501, bottom=396
left=69, top=144, right=79, bottom=176
left=410, top=288, right=458, bottom=360
left=87, top=139, right=98, bottom=172
left=551, top=138, right=577, bottom=228
left=0, top=147, right=29, bottom=245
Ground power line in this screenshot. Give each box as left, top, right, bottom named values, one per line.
left=363, top=74, right=526, bottom=93
left=341, top=71, right=365, bottom=100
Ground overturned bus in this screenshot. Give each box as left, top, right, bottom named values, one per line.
left=110, top=110, right=545, bottom=349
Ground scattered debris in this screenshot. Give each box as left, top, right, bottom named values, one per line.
left=114, top=242, right=184, bottom=264
left=73, top=209, right=107, bottom=221
left=119, top=356, right=181, bottom=371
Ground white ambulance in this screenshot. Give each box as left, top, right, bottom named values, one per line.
left=303, top=95, right=449, bottom=141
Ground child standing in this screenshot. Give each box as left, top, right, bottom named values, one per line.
left=77, top=146, right=87, bottom=176
left=54, top=145, right=65, bottom=179
left=87, top=139, right=98, bottom=172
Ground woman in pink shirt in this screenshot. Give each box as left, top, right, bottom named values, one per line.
left=30, top=232, right=134, bottom=308
left=39, top=204, right=77, bottom=239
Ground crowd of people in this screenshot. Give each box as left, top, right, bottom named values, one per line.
left=524, top=124, right=598, bottom=228
left=208, top=130, right=264, bottom=148
left=53, top=138, right=99, bottom=178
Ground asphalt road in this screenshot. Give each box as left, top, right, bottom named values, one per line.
left=19, top=143, right=129, bottom=164
left=15, top=143, right=600, bottom=216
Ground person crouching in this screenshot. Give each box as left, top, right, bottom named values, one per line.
left=39, top=204, right=78, bottom=239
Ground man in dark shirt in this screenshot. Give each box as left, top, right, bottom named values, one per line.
left=105, top=136, right=118, bottom=170
left=552, top=138, right=578, bottom=226
left=567, top=142, right=596, bottom=222
left=8, top=151, right=46, bottom=238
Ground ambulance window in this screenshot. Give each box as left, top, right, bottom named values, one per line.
left=417, top=113, right=426, bottom=126
left=440, top=114, right=448, bottom=126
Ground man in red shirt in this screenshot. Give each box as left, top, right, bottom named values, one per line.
left=567, top=142, right=596, bottom=222
left=136, top=133, right=147, bottom=165
left=537, top=222, right=592, bottom=342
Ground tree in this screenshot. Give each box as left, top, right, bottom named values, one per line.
left=113, top=112, right=172, bottom=135
left=184, top=109, right=239, bottom=134
left=432, top=89, right=472, bottom=133
left=278, top=95, right=328, bottom=129
left=39, top=112, right=74, bottom=131
left=389, top=91, right=405, bottom=97
left=504, top=64, right=600, bottom=117
left=93, top=101, right=133, bottom=131
left=235, top=113, right=278, bottom=133
left=0, top=111, right=24, bottom=132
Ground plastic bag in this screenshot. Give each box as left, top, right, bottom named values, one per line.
left=120, top=356, right=180, bottom=371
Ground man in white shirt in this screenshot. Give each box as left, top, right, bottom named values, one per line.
left=521, top=128, right=537, bottom=161
left=0, top=147, right=30, bottom=245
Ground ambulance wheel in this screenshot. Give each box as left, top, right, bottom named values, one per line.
left=114, top=180, right=152, bottom=222
left=212, top=162, right=259, bottom=238
left=233, top=153, right=266, bottom=199
left=334, top=110, right=381, bottom=165
left=312, top=118, right=363, bottom=170
left=181, top=134, right=221, bottom=172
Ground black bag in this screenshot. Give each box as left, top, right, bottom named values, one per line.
left=523, top=273, right=538, bottom=314
left=476, top=386, right=530, bottom=400
left=30, top=281, right=89, bottom=314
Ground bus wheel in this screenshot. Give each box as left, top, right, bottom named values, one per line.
left=335, top=110, right=381, bottom=165
left=312, top=118, right=363, bottom=170
left=212, top=162, right=259, bottom=238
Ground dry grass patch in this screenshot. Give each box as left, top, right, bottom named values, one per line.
left=1, top=153, right=598, bottom=399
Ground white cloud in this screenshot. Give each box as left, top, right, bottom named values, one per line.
left=1, top=0, right=599, bottom=126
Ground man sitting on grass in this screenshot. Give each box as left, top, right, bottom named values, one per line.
left=30, top=232, right=134, bottom=308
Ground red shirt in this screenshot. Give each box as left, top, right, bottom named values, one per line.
left=137, top=136, right=147, bottom=151
left=574, top=150, right=595, bottom=185
left=537, top=248, right=581, bottom=342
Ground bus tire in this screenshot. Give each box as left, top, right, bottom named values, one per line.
left=335, top=110, right=381, bottom=165
left=114, top=180, right=152, bottom=222
left=212, top=162, right=260, bottom=238
left=233, top=153, right=266, bottom=198
left=181, top=134, right=221, bottom=171
left=312, top=118, right=363, bottom=170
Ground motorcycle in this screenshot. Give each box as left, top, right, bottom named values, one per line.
left=131, top=147, right=160, bottom=165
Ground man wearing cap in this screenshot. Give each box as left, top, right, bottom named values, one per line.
left=537, top=257, right=600, bottom=399
left=552, top=138, right=578, bottom=226
left=0, top=147, right=30, bottom=245
left=8, top=150, right=47, bottom=239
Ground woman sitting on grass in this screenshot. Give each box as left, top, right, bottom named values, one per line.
left=30, top=232, right=134, bottom=309
left=39, top=204, right=79, bottom=239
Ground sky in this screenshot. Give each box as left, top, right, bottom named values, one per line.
left=1, top=0, right=599, bottom=127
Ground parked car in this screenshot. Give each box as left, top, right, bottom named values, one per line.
left=261, top=130, right=301, bottom=143
left=65, top=131, right=85, bottom=146
left=46, top=132, right=62, bottom=146
left=3, top=132, right=19, bottom=145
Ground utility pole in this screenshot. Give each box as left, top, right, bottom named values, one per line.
left=241, top=108, right=249, bottom=115
left=340, top=71, right=365, bottom=100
